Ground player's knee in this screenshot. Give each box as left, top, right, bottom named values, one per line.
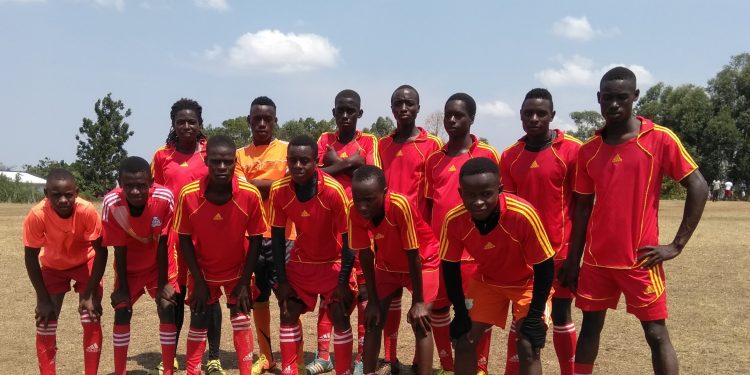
left=643, top=322, right=670, bottom=348
left=515, top=336, right=540, bottom=363
left=551, top=298, right=573, bottom=324
left=114, top=307, right=132, bottom=325
left=430, top=305, right=450, bottom=315
left=357, top=287, right=368, bottom=302
left=158, top=304, right=175, bottom=323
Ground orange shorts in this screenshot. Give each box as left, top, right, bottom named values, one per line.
left=552, top=259, right=574, bottom=299
left=186, top=277, right=250, bottom=306
left=465, top=278, right=550, bottom=329
left=286, top=261, right=357, bottom=314
left=434, top=259, right=480, bottom=308
left=114, top=270, right=180, bottom=305
left=374, top=266, right=439, bottom=304
left=576, top=263, right=668, bottom=321
left=41, top=257, right=103, bottom=296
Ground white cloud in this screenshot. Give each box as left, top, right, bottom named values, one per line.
left=477, top=100, right=514, bottom=118
left=0, top=0, right=45, bottom=3
left=93, top=0, right=124, bottom=11
left=209, top=29, right=339, bottom=74
left=534, top=55, right=654, bottom=87
left=194, top=0, right=228, bottom=11
left=551, top=16, right=620, bottom=41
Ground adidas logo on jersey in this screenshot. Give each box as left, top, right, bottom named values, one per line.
left=612, top=154, right=623, bottom=163
left=448, top=164, right=457, bottom=172
left=340, top=151, right=349, bottom=158
left=213, top=213, right=223, bottom=221
left=180, top=161, right=189, bottom=167
left=530, top=160, right=540, bottom=169
left=85, top=343, right=100, bottom=353
left=396, top=150, right=404, bottom=157
left=151, top=216, right=162, bottom=228
left=301, top=210, right=311, bottom=217
left=375, top=233, right=385, bottom=239
left=483, top=242, right=495, bottom=249
left=644, top=285, right=656, bottom=295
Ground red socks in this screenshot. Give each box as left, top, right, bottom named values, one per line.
left=476, top=327, right=492, bottom=373
left=280, top=323, right=302, bottom=375
left=159, top=323, right=178, bottom=375
left=383, top=298, right=401, bottom=363
left=80, top=313, right=102, bottom=375
left=36, top=321, right=57, bottom=375
left=333, top=328, right=354, bottom=375
left=574, top=363, right=594, bottom=375
left=356, top=299, right=367, bottom=362
left=316, top=303, right=333, bottom=360
left=431, top=310, right=453, bottom=371
left=112, top=324, right=130, bottom=375
left=554, top=323, right=577, bottom=375
left=504, top=321, right=519, bottom=375
left=231, top=314, right=254, bottom=375
left=186, top=327, right=208, bottom=375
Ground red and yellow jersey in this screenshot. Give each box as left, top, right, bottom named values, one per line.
left=101, top=185, right=175, bottom=276
left=500, top=129, right=581, bottom=259
left=317, top=130, right=381, bottom=197
left=174, top=176, right=267, bottom=283
left=269, top=169, right=349, bottom=263
left=23, top=197, right=102, bottom=271
left=574, top=116, right=698, bottom=269
left=439, top=193, right=555, bottom=288
left=348, top=192, right=439, bottom=273
left=151, top=140, right=208, bottom=198
left=378, top=127, right=443, bottom=217
left=424, top=135, right=500, bottom=261
left=235, top=138, right=295, bottom=240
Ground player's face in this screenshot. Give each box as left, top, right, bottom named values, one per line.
left=248, top=105, right=277, bottom=145
left=119, top=171, right=152, bottom=208
left=598, top=79, right=639, bottom=124
left=459, top=173, right=501, bottom=221
left=172, top=109, right=202, bottom=142
left=520, top=98, right=555, bottom=138
left=45, top=178, right=78, bottom=219
left=287, top=145, right=317, bottom=185
left=444, top=100, right=473, bottom=139
left=206, top=145, right=236, bottom=185
left=333, top=96, right=363, bottom=134
left=352, top=178, right=386, bottom=221
left=391, top=89, right=420, bottom=126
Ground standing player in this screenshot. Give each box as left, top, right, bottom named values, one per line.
left=270, top=135, right=356, bottom=375
left=152, top=98, right=227, bottom=375
left=500, top=88, right=581, bottom=375
left=23, top=169, right=107, bottom=375
left=315, top=89, right=380, bottom=374
left=174, top=135, right=267, bottom=375
left=378, top=84, right=443, bottom=371
left=235, top=96, right=296, bottom=375
left=348, top=165, right=439, bottom=375
left=441, top=158, right=555, bottom=375
left=560, top=67, right=708, bottom=375
left=102, top=157, right=180, bottom=375
left=424, top=93, right=500, bottom=375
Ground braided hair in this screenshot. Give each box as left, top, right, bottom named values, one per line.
left=165, top=98, right=207, bottom=146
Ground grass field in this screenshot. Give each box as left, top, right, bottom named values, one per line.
left=0, top=200, right=747, bottom=374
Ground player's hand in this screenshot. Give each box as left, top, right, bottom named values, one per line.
left=364, top=299, right=381, bottom=329
left=322, top=145, right=343, bottom=166
left=637, top=244, right=681, bottom=269
left=275, top=282, right=295, bottom=316
left=449, top=312, right=472, bottom=341
left=518, top=316, right=547, bottom=349
left=157, top=283, right=177, bottom=307
left=79, top=294, right=101, bottom=322
left=190, top=281, right=209, bottom=315
left=35, top=298, right=56, bottom=328
left=407, top=302, right=431, bottom=334
left=345, top=152, right=366, bottom=168
left=231, top=283, right=253, bottom=314
left=332, top=283, right=354, bottom=313
left=110, top=288, right=131, bottom=310
left=558, top=258, right=580, bottom=293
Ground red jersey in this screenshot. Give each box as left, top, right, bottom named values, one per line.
left=269, top=169, right=349, bottom=264
left=378, top=127, right=443, bottom=216
left=151, top=140, right=208, bottom=197
left=174, top=176, right=267, bottom=282
left=440, top=193, right=555, bottom=287
left=500, top=129, right=581, bottom=259
left=317, top=130, right=381, bottom=197
left=101, top=185, right=175, bottom=276
left=348, top=192, right=439, bottom=273
left=424, top=135, right=500, bottom=260
left=574, top=117, right=698, bottom=268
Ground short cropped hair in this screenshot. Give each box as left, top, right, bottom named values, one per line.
left=391, top=84, right=420, bottom=104
left=118, top=156, right=150, bottom=175
left=335, top=89, right=361, bottom=105
left=446, top=93, right=476, bottom=118
left=251, top=96, right=276, bottom=109
left=46, top=168, right=75, bottom=183
left=206, top=134, right=237, bottom=152
left=288, top=134, right=318, bottom=158
left=600, top=66, right=637, bottom=86
left=352, top=165, right=386, bottom=189
left=459, top=157, right=499, bottom=179
left=523, top=88, right=554, bottom=111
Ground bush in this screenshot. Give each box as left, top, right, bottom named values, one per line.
left=661, top=177, right=687, bottom=200
left=0, top=175, right=44, bottom=203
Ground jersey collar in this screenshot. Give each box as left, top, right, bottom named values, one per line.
left=386, top=126, right=430, bottom=143
left=335, top=130, right=362, bottom=143
left=517, top=128, right=564, bottom=144
left=440, top=134, right=479, bottom=153
left=198, top=174, right=239, bottom=197
left=595, top=116, right=655, bottom=137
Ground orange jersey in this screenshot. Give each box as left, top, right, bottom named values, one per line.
left=151, top=140, right=208, bottom=197
left=440, top=193, right=555, bottom=288
left=500, top=130, right=581, bottom=259
left=235, top=138, right=295, bottom=239
left=378, top=127, right=443, bottom=217
left=101, top=185, right=175, bottom=276
left=317, top=130, right=381, bottom=197
left=574, top=116, right=698, bottom=269
left=269, top=169, right=349, bottom=264
left=174, top=176, right=267, bottom=283
left=424, top=135, right=500, bottom=261
left=348, top=192, right=439, bottom=273
left=23, top=197, right=102, bottom=271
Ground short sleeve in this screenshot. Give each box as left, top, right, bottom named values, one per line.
left=151, top=151, right=165, bottom=185
left=269, top=186, right=288, bottom=228
left=368, top=136, right=381, bottom=168
left=82, top=204, right=102, bottom=241
left=423, top=155, right=436, bottom=199
left=317, top=135, right=328, bottom=166
left=659, top=130, right=698, bottom=182
left=234, top=149, right=247, bottom=179
left=507, top=201, right=555, bottom=265
left=174, top=192, right=193, bottom=234
left=101, top=204, right=128, bottom=247
left=22, top=210, right=45, bottom=248
left=392, top=197, right=419, bottom=251
left=574, top=146, right=595, bottom=194
left=159, top=201, right=174, bottom=236
left=329, top=187, right=350, bottom=235
left=245, top=189, right=268, bottom=236
left=347, top=208, right=372, bottom=250
left=438, top=215, right=463, bottom=262
left=500, top=150, right=517, bottom=193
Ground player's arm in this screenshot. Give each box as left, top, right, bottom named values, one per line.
left=637, top=170, right=708, bottom=268
left=332, top=233, right=356, bottom=308
left=559, top=192, right=594, bottom=292
left=271, top=226, right=294, bottom=313
left=519, top=257, right=554, bottom=349
left=155, top=235, right=175, bottom=306
left=405, top=249, right=430, bottom=332
left=179, top=234, right=209, bottom=314
left=321, top=153, right=366, bottom=177
left=111, top=245, right=131, bottom=309
left=358, top=247, right=381, bottom=328
left=234, top=234, right=262, bottom=314
left=24, top=246, right=55, bottom=327
left=442, top=259, right=470, bottom=340
left=80, top=237, right=108, bottom=321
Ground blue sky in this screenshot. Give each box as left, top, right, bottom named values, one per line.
left=1, top=0, right=747, bottom=168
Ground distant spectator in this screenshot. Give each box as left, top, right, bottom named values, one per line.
left=740, top=181, right=747, bottom=200
left=711, top=179, right=722, bottom=202
left=724, top=180, right=734, bottom=200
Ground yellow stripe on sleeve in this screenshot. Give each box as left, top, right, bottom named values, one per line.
left=654, top=125, right=699, bottom=169
left=505, top=197, right=555, bottom=258
left=389, top=194, right=418, bottom=248
left=438, top=205, right=467, bottom=259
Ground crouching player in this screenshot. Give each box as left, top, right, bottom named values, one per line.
left=441, top=158, right=555, bottom=375
left=348, top=165, right=440, bottom=375
left=23, top=168, right=107, bottom=375
left=270, top=135, right=356, bottom=375
left=174, top=135, right=268, bottom=375
left=101, top=157, right=179, bottom=375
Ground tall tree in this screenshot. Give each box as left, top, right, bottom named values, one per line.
left=423, top=110, right=446, bottom=141
left=75, top=93, right=133, bottom=196
left=568, top=111, right=603, bottom=140
left=363, top=116, right=395, bottom=138
left=23, top=157, right=71, bottom=178
left=277, top=117, right=335, bottom=141
left=203, top=116, right=253, bottom=146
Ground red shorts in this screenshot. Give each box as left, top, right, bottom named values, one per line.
left=186, top=277, right=251, bottom=306
left=575, top=263, right=668, bottom=321
left=465, top=279, right=550, bottom=329
left=374, top=266, right=439, bottom=304
left=286, top=261, right=357, bottom=314
left=434, top=259, right=480, bottom=308
left=41, top=257, right=103, bottom=296
left=168, top=230, right=188, bottom=286
left=115, top=270, right=180, bottom=305
left=552, top=259, right=574, bottom=299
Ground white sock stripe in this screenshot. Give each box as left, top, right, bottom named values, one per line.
left=333, top=338, right=353, bottom=345
left=279, top=338, right=301, bottom=343
left=113, top=337, right=130, bottom=343
left=231, top=315, right=251, bottom=322
left=484, top=328, right=492, bottom=333
left=554, top=327, right=577, bottom=333
left=389, top=300, right=401, bottom=308
left=431, top=315, right=451, bottom=322
left=160, top=340, right=177, bottom=345
left=187, top=336, right=207, bottom=342
left=36, top=332, right=56, bottom=336
left=333, top=330, right=353, bottom=339
left=37, top=327, right=57, bottom=332
left=159, top=332, right=178, bottom=337
left=80, top=319, right=92, bottom=323
left=231, top=320, right=253, bottom=327
left=113, top=332, right=130, bottom=338
left=113, top=343, right=129, bottom=347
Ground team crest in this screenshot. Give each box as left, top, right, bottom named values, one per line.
left=151, top=216, right=162, bottom=228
